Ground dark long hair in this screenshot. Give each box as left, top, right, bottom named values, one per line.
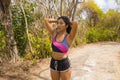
left=57, top=16, right=72, bottom=34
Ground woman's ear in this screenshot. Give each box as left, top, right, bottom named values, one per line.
left=66, top=25, right=68, bottom=28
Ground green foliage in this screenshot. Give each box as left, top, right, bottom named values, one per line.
left=25, top=31, right=52, bottom=59
left=12, top=5, right=28, bottom=56
left=81, top=0, right=104, bottom=26
left=102, top=10, right=120, bottom=28
left=80, top=1, right=120, bottom=43
left=11, top=1, right=52, bottom=59
left=0, top=30, right=5, bottom=51
left=24, top=2, right=36, bottom=25
left=86, top=27, right=118, bottom=43
left=83, top=0, right=103, bottom=16
left=11, top=1, right=35, bottom=56
left=0, top=23, right=5, bottom=51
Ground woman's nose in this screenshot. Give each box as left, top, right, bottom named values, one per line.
left=57, top=24, right=61, bottom=27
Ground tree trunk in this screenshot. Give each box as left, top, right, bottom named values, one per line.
left=60, top=0, right=63, bottom=16
left=0, top=0, right=19, bottom=62
left=72, top=0, right=78, bottom=20
left=19, top=1, right=34, bottom=58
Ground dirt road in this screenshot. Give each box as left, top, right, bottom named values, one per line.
left=29, top=42, right=120, bottom=80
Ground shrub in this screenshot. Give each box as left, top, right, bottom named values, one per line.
left=86, top=27, right=118, bottom=43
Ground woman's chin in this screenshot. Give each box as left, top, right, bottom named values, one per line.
left=56, top=30, right=61, bottom=33
left=56, top=31, right=60, bottom=34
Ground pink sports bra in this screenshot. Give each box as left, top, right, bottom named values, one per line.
left=52, top=34, right=70, bottom=53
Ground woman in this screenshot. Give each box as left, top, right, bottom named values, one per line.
left=45, top=16, right=78, bottom=80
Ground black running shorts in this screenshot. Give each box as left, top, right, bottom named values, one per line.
left=50, top=57, right=71, bottom=72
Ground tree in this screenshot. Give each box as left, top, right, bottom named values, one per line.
left=115, top=0, right=120, bottom=11
left=81, top=0, right=103, bottom=27
left=0, top=0, right=19, bottom=62
left=102, top=10, right=120, bottom=34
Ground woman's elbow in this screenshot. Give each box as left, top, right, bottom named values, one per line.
left=71, top=21, right=78, bottom=26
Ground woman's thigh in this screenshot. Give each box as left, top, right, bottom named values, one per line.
left=50, top=69, right=60, bottom=80
left=60, top=69, right=71, bottom=80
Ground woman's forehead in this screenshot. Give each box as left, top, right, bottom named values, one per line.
left=58, top=19, right=64, bottom=22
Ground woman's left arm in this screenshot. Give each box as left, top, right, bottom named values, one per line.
left=68, top=21, right=78, bottom=40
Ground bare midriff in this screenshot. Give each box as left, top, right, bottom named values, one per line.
left=52, top=52, right=68, bottom=60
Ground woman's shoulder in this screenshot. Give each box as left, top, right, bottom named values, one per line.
left=52, top=31, right=57, bottom=38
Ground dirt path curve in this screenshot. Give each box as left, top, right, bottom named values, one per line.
left=30, top=42, right=120, bottom=80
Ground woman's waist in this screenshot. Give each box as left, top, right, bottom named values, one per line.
left=52, top=52, right=68, bottom=60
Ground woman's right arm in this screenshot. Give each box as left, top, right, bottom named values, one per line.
left=45, top=18, right=57, bottom=35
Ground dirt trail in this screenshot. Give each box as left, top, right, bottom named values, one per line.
left=29, top=42, right=120, bottom=80
left=0, top=42, right=120, bottom=80
left=70, top=42, right=120, bottom=80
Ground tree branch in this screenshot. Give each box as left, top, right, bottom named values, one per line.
left=19, top=1, right=34, bottom=56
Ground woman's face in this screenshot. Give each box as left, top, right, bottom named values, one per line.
left=56, top=19, right=67, bottom=33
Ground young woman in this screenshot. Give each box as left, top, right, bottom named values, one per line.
left=45, top=16, right=78, bottom=80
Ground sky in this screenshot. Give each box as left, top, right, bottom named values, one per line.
left=94, top=0, right=118, bottom=12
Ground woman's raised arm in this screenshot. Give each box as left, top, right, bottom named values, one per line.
left=45, top=18, right=57, bottom=35
left=68, top=21, right=78, bottom=40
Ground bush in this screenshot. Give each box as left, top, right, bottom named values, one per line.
left=86, top=27, right=118, bottom=43
left=25, top=32, right=52, bottom=59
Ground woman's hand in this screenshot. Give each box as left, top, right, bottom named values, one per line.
left=45, top=18, right=57, bottom=23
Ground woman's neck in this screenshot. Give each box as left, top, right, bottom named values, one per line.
left=57, top=31, right=67, bottom=37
